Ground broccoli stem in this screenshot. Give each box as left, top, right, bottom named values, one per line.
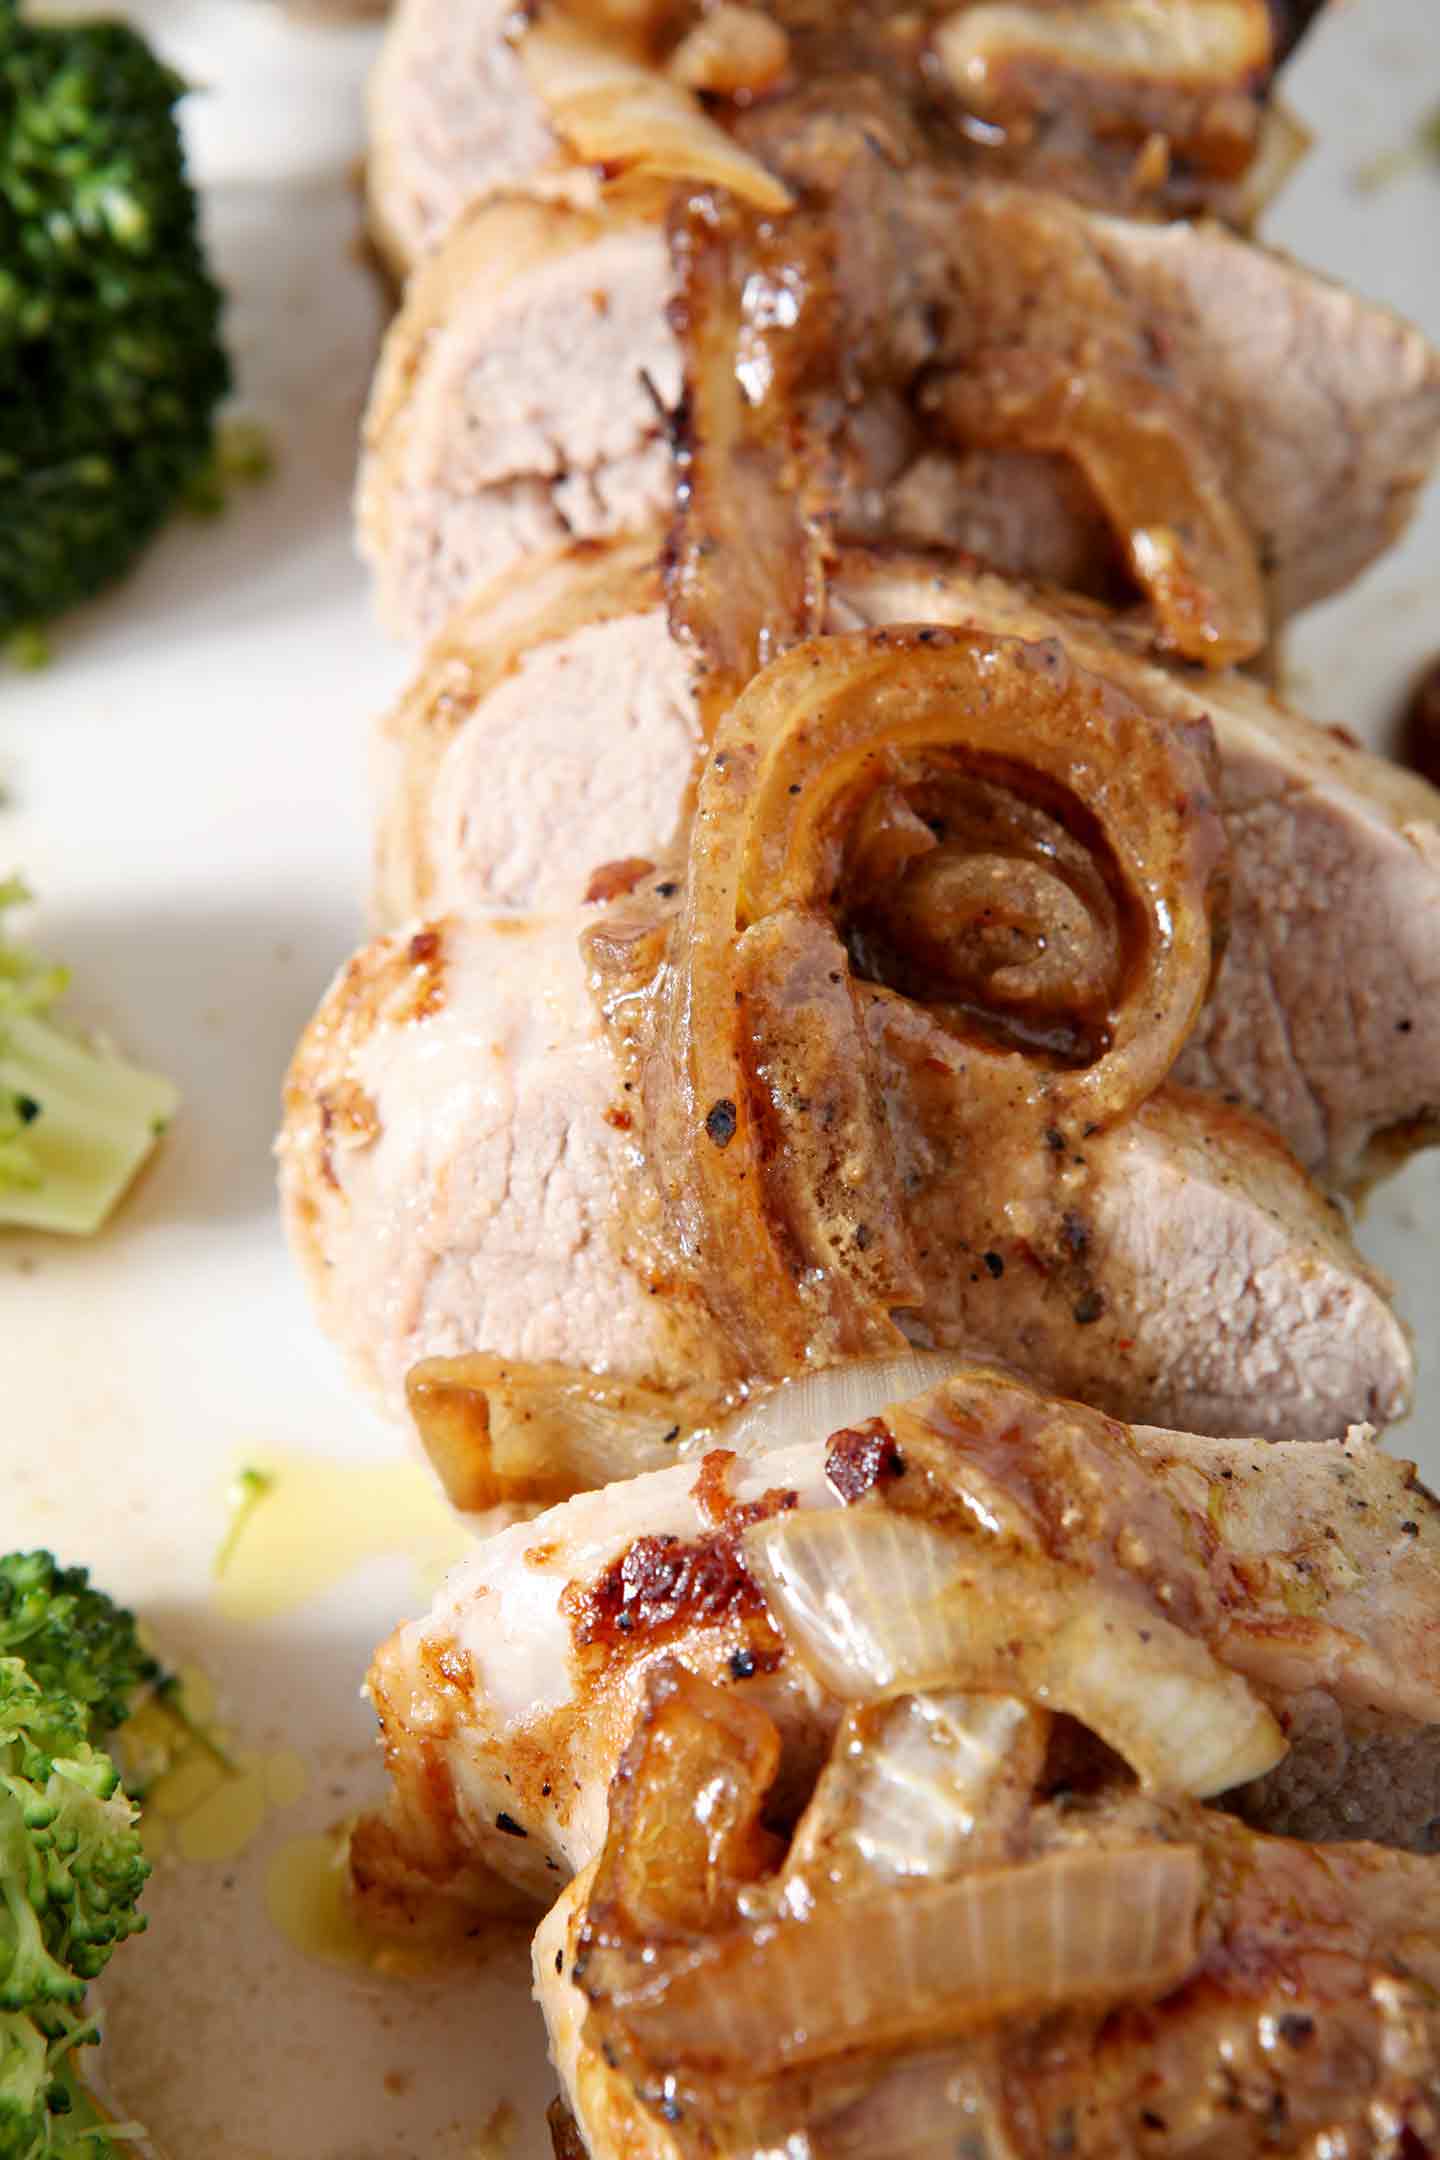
left=0, top=1007, right=178, bottom=1236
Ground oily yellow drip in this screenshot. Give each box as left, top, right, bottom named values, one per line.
left=213, top=1451, right=473, bottom=1622
left=144, top=1745, right=309, bottom=1865
left=265, top=1830, right=441, bottom=1979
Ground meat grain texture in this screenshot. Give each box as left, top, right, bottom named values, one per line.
left=366, top=0, right=590, bottom=277
left=277, top=914, right=665, bottom=1413
left=358, top=200, right=678, bottom=641
left=372, top=537, right=698, bottom=919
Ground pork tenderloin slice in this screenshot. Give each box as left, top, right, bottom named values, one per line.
left=277, top=911, right=668, bottom=1419
left=364, top=1440, right=839, bottom=1905
left=833, top=551, right=1440, bottom=1186
left=279, top=898, right=1409, bottom=1440
left=381, top=541, right=1440, bottom=1178
left=366, top=0, right=596, bottom=279
left=878, top=178, right=1440, bottom=627
left=373, top=536, right=698, bottom=920
left=361, top=1398, right=1440, bottom=1931
left=358, top=200, right=679, bottom=641
left=1086, top=204, right=1440, bottom=622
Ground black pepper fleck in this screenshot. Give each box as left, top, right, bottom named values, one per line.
left=983, top=1251, right=1004, bottom=1278
left=705, top=1098, right=738, bottom=1147
left=495, top=1811, right=528, bottom=1838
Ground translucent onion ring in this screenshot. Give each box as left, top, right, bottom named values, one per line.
left=646, top=623, right=1224, bottom=1378
left=743, top=1505, right=1286, bottom=1800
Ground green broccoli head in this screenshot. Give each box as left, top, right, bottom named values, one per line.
left=0, top=7, right=231, bottom=634
left=0, top=2002, right=139, bottom=2160
left=0, top=2009, right=49, bottom=2158
left=0, top=1561, right=158, bottom=1749
left=0, top=1662, right=147, bottom=2016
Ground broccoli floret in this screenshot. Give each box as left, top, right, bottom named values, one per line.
left=0, top=4, right=231, bottom=637
left=0, top=1562, right=157, bottom=1751
left=0, top=1662, right=146, bottom=2011
left=0, top=1605, right=150, bottom=2160
left=0, top=882, right=178, bottom=1237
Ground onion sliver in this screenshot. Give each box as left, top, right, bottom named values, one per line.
left=520, top=14, right=793, bottom=214
left=721, top=1352, right=969, bottom=1461
left=931, top=351, right=1266, bottom=666
left=744, top=1507, right=1285, bottom=1799
left=936, top=1, right=1273, bottom=108
left=766, top=1691, right=1047, bottom=1901
left=594, top=1842, right=1202, bottom=2074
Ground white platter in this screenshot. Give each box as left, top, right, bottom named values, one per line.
left=1, top=3, right=1437, bottom=2153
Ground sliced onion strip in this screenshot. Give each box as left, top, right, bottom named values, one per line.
left=519, top=14, right=793, bottom=214
left=930, top=351, right=1266, bottom=666
left=721, top=1352, right=970, bottom=1461
left=936, top=2, right=1274, bottom=108
left=744, top=1507, right=1286, bottom=1799
left=595, top=1842, right=1202, bottom=2073
left=405, top=1355, right=722, bottom=1513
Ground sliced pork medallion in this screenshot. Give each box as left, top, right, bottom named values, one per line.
left=366, top=0, right=791, bottom=281
left=372, top=536, right=698, bottom=919
left=606, top=625, right=1410, bottom=1437
left=663, top=124, right=1440, bottom=667
left=366, top=0, right=585, bottom=279
left=377, top=544, right=1440, bottom=1181
left=356, top=1367, right=1440, bottom=1941
left=276, top=894, right=1409, bottom=1438
left=897, top=180, right=1440, bottom=634
left=536, top=1735, right=1440, bottom=2160
left=276, top=912, right=670, bottom=1417
left=358, top=200, right=679, bottom=641
left=361, top=142, right=1440, bottom=649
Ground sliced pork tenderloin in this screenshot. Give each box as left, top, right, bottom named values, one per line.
left=277, top=913, right=670, bottom=1417
left=883, top=1062, right=1410, bottom=1442
left=366, top=0, right=1322, bottom=286
left=358, top=200, right=678, bottom=642
left=360, top=162, right=1440, bottom=645
left=278, top=898, right=1410, bottom=1438
left=366, top=0, right=590, bottom=280
left=357, top=1372, right=1440, bottom=1943
left=376, top=545, right=1440, bottom=1187
left=372, top=537, right=698, bottom=920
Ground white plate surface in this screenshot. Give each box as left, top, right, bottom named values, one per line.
left=1, top=4, right=1437, bottom=2153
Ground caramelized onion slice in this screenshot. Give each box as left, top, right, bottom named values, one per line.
left=735, top=631, right=1221, bottom=1119
left=651, top=622, right=1224, bottom=1379
left=668, top=5, right=790, bottom=95
left=582, top=1664, right=782, bottom=1951
left=405, top=1356, right=724, bottom=1513
left=593, top=1842, right=1203, bottom=2074
left=408, top=1350, right=967, bottom=1511
left=722, top=1352, right=969, bottom=1461
left=744, top=1507, right=1285, bottom=1799
left=520, top=14, right=793, bottom=214
left=929, top=352, right=1267, bottom=666
left=937, top=2, right=1273, bottom=106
